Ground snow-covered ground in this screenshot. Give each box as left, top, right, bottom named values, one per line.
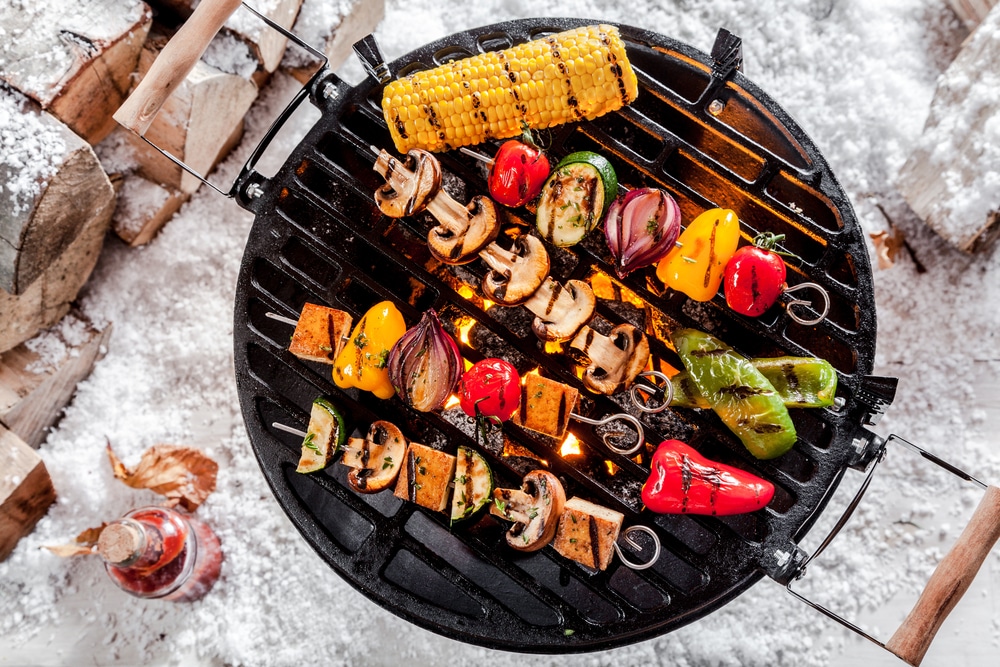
left=3, top=1, right=1000, bottom=665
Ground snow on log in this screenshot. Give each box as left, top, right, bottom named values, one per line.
left=0, top=90, right=115, bottom=318
left=110, top=174, right=189, bottom=246
left=0, top=314, right=111, bottom=449
left=0, top=0, right=152, bottom=145
left=0, top=425, right=56, bottom=562
left=282, top=0, right=386, bottom=83
left=122, top=28, right=258, bottom=196
left=947, top=0, right=998, bottom=29
left=897, top=4, right=1000, bottom=253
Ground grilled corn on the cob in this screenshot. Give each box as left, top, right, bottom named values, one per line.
left=381, top=25, right=638, bottom=153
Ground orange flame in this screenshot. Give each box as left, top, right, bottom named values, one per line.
left=560, top=433, right=582, bottom=457
left=444, top=394, right=461, bottom=410
left=604, top=460, right=620, bottom=476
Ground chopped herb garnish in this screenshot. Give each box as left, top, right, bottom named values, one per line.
left=534, top=390, right=543, bottom=399
left=376, top=349, right=390, bottom=369
left=302, top=432, right=320, bottom=454
left=570, top=513, right=578, bottom=523
left=569, top=538, right=577, bottom=544
left=382, top=456, right=394, bottom=470
left=354, top=331, right=369, bottom=348
left=564, top=629, right=575, bottom=636
left=418, top=466, right=427, bottom=475
left=646, top=218, right=659, bottom=235
left=318, top=344, right=333, bottom=352
left=527, top=507, right=539, bottom=519
left=493, top=497, right=507, bottom=513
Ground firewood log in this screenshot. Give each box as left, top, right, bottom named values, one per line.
left=283, top=0, right=386, bottom=83
left=896, top=4, right=1000, bottom=253
left=110, top=174, right=190, bottom=246
left=0, top=426, right=56, bottom=562
left=947, top=0, right=998, bottom=29
left=0, top=0, right=152, bottom=145
left=0, top=314, right=112, bottom=449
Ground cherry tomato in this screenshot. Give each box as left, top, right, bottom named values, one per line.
left=488, top=139, right=551, bottom=208
left=459, top=358, right=521, bottom=423
left=724, top=233, right=788, bottom=317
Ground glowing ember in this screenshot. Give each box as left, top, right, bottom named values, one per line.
left=457, top=285, right=476, bottom=300
left=456, top=316, right=475, bottom=346
left=560, top=433, right=582, bottom=457
left=604, top=460, right=620, bottom=476
left=444, top=394, right=461, bottom=410
left=482, top=299, right=495, bottom=311
left=544, top=341, right=563, bottom=354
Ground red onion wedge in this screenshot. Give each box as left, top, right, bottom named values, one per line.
left=387, top=309, right=464, bottom=412
left=604, top=187, right=682, bottom=278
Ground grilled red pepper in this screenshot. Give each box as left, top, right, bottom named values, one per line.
left=641, top=440, right=774, bottom=516
left=724, top=232, right=788, bottom=317
left=488, top=134, right=550, bottom=208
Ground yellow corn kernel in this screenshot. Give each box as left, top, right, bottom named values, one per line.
left=381, top=24, right=638, bottom=153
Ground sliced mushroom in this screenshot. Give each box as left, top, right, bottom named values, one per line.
left=523, top=278, right=596, bottom=342
left=489, top=470, right=566, bottom=552
left=569, top=323, right=651, bottom=395
left=479, top=235, right=550, bottom=306
left=373, top=148, right=442, bottom=218
left=426, top=193, right=500, bottom=265
left=340, top=420, right=407, bottom=493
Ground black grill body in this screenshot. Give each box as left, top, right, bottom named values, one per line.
left=233, top=18, right=880, bottom=653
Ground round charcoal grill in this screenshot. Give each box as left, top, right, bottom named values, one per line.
left=230, top=18, right=894, bottom=653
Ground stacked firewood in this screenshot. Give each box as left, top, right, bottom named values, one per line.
left=0, top=0, right=384, bottom=560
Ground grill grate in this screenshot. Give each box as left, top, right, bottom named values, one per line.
left=233, top=19, right=879, bottom=652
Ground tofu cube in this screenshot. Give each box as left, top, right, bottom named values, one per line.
left=552, top=496, right=624, bottom=571
left=288, top=303, right=352, bottom=364
left=513, top=374, right=579, bottom=438
left=394, top=443, right=456, bottom=512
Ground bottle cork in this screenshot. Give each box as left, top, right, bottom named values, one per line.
left=97, top=522, right=144, bottom=566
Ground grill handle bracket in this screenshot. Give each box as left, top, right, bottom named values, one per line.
left=780, top=435, right=1000, bottom=666
left=353, top=34, right=391, bottom=84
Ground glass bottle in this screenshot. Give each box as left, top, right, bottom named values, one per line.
left=96, top=506, right=223, bottom=602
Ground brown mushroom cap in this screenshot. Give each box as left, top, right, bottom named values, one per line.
left=480, top=235, right=550, bottom=306
left=347, top=421, right=407, bottom=493
left=525, top=278, right=596, bottom=342
left=373, top=149, right=442, bottom=218
left=426, top=194, right=501, bottom=265
left=491, top=469, right=566, bottom=552
left=570, top=323, right=651, bottom=395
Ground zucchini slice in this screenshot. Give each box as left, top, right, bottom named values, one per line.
left=449, top=446, right=494, bottom=525
left=295, top=397, right=347, bottom=473
left=536, top=152, right=618, bottom=247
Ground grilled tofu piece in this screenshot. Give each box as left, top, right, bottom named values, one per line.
left=394, top=443, right=456, bottom=512
left=552, top=496, right=624, bottom=571
left=513, top=374, right=579, bottom=438
left=288, top=303, right=353, bottom=364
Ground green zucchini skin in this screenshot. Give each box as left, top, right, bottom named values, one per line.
left=671, top=356, right=838, bottom=409
left=450, top=446, right=494, bottom=525
left=535, top=152, right=617, bottom=247
left=673, top=329, right=797, bottom=460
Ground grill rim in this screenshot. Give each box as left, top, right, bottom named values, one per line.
left=232, top=17, right=879, bottom=654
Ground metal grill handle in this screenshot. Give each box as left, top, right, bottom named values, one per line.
left=785, top=435, right=1000, bottom=666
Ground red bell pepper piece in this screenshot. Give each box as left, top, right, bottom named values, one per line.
left=641, top=440, right=774, bottom=516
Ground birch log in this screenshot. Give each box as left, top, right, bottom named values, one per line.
left=896, top=4, right=1000, bottom=253
left=0, top=0, right=152, bottom=145
left=0, top=93, right=115, bottom=354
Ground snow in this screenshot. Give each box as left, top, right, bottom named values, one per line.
left=3, top=1, right=1000, bottom=666
left=0, top=87, right=66, bottom=217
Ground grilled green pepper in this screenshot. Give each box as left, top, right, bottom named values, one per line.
left=672, top=329, right=797, bottom=459
left=671, top=356, right=838, bottom=409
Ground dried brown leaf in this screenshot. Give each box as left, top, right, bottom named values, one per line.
left=106, top=440, right=218, bottom=511
left=870, top=229, right=905, bottom=269
left=43, top=523, right=108, bottom=558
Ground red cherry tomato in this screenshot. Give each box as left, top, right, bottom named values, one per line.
left=724, top=234, right=788, bottom=317
left=488, top=140, right=550, bottom=208
left=459, top=358, right=521, bottom=423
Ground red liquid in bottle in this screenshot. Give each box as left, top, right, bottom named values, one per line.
left=98, top=506, right=223, bottom=602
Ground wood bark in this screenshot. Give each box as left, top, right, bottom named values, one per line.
left=0, top=0, right=152, bottom=144
left=0, top=426, right=57, bottom=562
left=0, top=315, right=111, bottom=449
left=124, top=29, right=258, bottom=195
left=1, top=103, right=115, bottom=297
left=897, top=4, right=1000, bottom=253
left=283, top=0, right=386, bottom=83
left=110, top=173, right=190, bottom=246
left=947, top=0, right=999, bottom=29
left=0, top=187, right=113, bottom=354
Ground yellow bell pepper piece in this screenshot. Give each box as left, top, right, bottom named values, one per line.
left=333, top=301, right=406, bottom=399
left=656, top=208, right=740, bottom=302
